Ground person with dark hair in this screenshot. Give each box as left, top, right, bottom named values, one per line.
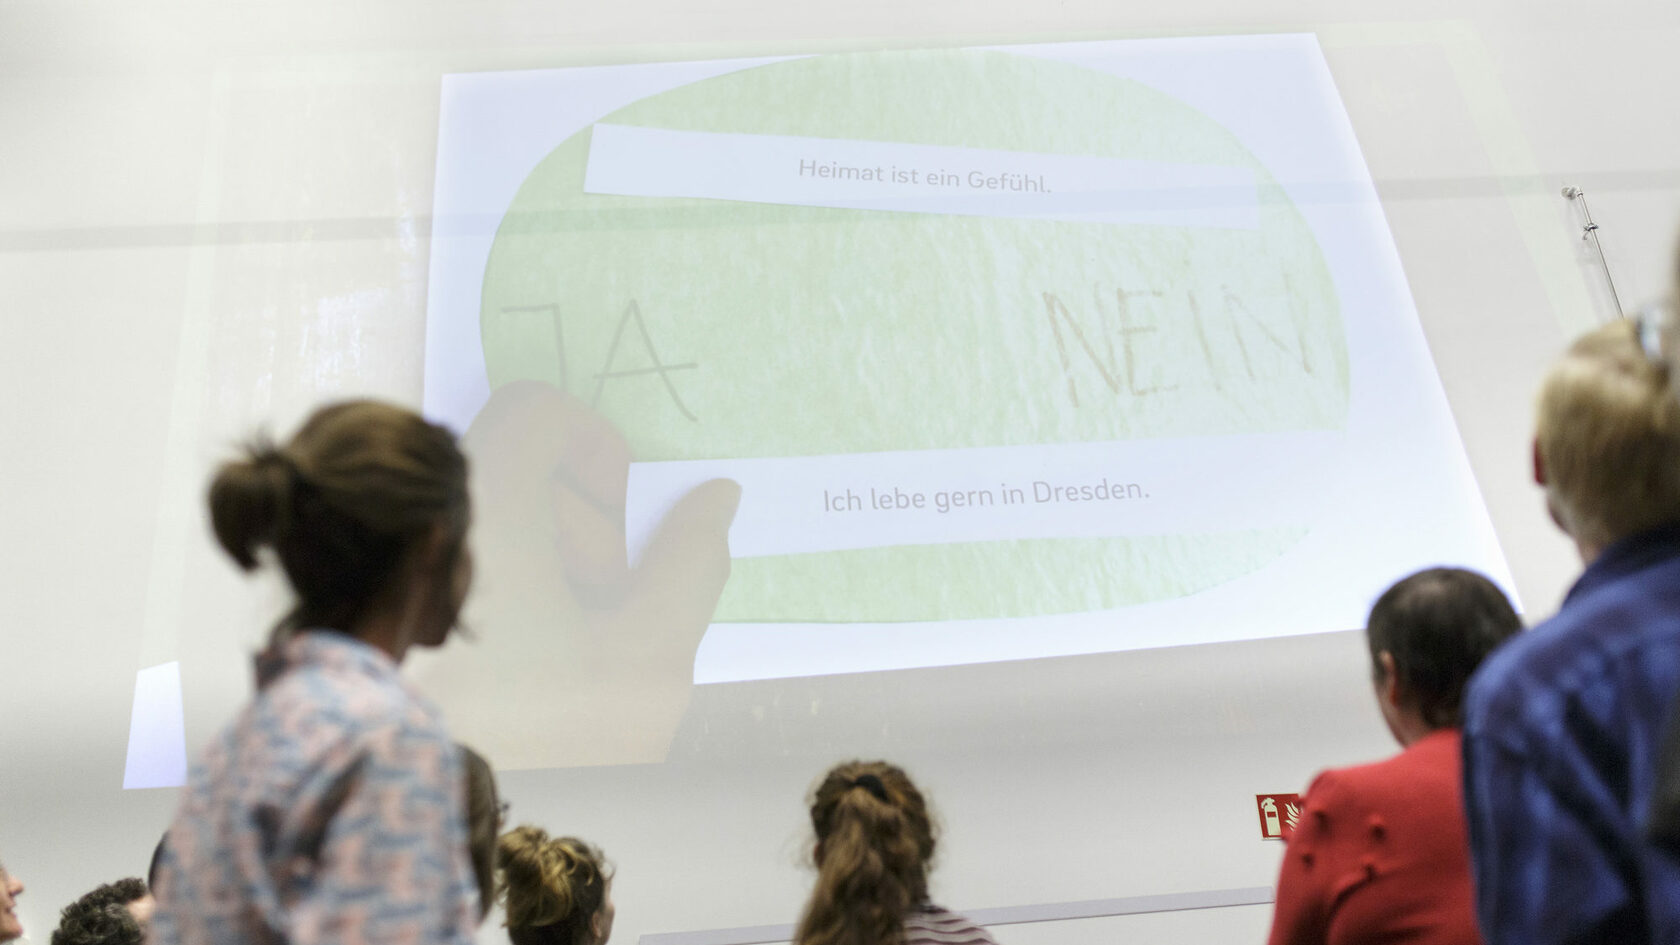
left=52, top=879, right=152, bottom=945
left=795, top=761, right=996, bottom=945
left=50, top=905, right=139, bottom=945
left=1463, top=308, right=1680, bottom=945
left=459, top=745, right=502, bottom=922
left=1267, top=567, right=1520, bottom=945
left=150, top=401, right=480, bottom=945
left=497, top=827, right=614, bottom=945
left=0, top=858, right=25, bottom=943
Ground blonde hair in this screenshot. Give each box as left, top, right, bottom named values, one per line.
left=497, top=827, right=610, bottom=945
left=1536, top=318, right=1680, bottom=550
left=794, top=761, right=936, bottom=945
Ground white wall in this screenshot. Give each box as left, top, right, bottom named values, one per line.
left=3, top=1, right=1679, bottom=943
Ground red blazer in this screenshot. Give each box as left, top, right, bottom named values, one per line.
left=1266, top=729, right=1480, bottom=945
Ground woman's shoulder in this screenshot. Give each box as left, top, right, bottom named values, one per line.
left=904, top=905, right=1000, bottom=945
left=1300, top=730, right=1463, bottom=827
left=1320, top=729, right=1458, bottom=787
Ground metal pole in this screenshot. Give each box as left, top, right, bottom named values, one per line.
left=1562, top=185, right=1626, bottom=317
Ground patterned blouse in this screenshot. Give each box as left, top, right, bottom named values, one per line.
left=151, top=631, right=478, bottom=945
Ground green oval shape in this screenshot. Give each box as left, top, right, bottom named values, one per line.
left=480, top=48, right=1347, bottom=623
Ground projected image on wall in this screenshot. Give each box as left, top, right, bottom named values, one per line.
left=413, top=34, right=1513, bottom=769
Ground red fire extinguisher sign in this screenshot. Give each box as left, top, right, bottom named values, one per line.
left=1255, top=793, right=1302, bottom=840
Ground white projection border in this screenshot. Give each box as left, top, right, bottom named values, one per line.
left=123, top=662, right=188, bottom=790
left=424, top=34, right=1516, bottom=686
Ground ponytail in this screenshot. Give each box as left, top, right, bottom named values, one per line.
left=208, top=443, right=294, bottom=571
left=795, top=762, right=936, bottom=945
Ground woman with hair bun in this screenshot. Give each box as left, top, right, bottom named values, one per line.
left=151, top=401, right=480, bottom=945
left=795, top=761, right=997, bottom=945
left=497, top=827, right=615, bottom=945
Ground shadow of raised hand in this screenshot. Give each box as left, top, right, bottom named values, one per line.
left=409, top=381, right=739, bottom=769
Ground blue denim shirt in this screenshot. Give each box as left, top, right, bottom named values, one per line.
left=1463, top=525, right=1680, bottom=945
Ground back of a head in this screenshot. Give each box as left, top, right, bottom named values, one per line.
left=795, top=761, right=936, bottom=945
left=460, top=745, right=501, bottom=921
left=1367, top=567, right=1522, bottom=729
left=207, top=400, right=470, bottom=641
left=51, top=879, right=149, bottom=945
left=497, top=826, right=611, bottom=945
left=1537, top=318, right=1680, bottom=551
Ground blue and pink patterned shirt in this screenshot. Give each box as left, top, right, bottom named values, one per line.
left=151, top=631, right=478, bottom=945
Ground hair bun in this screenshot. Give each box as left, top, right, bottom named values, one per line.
left=207, top=443, right=295, bottom=571
left=498, top=826, right=572, bottom=925
left=496, top=825, right=551, bottom=877
left=498, top=827, right=612, bottom=935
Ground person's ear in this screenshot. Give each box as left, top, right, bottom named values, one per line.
left=423, top=522, right=456, bottom=571
left=1377, top=651, right=1402, bottom=709
left=591, top=909, right=603, bottom=943
left=1532, top=438, right=1548, bottom=487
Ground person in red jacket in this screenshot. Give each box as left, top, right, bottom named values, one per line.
left=1267, top=567, right=1521, bottom=945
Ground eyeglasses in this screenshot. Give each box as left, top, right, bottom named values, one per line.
left=1634, top=296, right=1679, bottom=363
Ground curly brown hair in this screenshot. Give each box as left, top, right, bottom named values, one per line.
left=51, top=879, right=148, bottom=945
